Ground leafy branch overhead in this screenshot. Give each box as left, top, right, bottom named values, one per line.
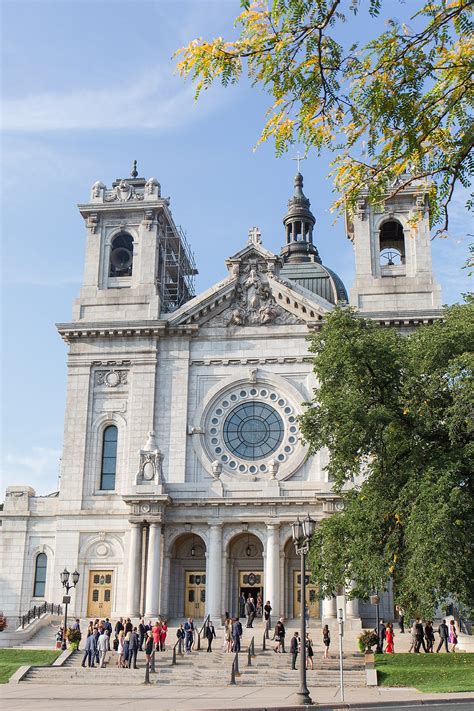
left=299, top=302, right=474, bottom=618
left=176, top=0, right=474, bottom=233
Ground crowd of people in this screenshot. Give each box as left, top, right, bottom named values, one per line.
left=56, top=603, right=461, bottom=671
left=59, top=615, right=218, bottom=669
left=377, top=617, right=459, bottom=654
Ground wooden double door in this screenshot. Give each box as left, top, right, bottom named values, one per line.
left=184, top=571, right=206, bottom=618
left=293, top=570, right=320, bottom=618
left=87, top=570, right=113, bottom=618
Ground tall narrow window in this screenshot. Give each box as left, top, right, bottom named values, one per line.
left=100, top=425, right=118, bottom=490
left=33, top=553, right=47, bottom=597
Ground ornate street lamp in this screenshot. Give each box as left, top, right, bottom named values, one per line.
left=59, top=567, right=80, bottom=651
left=292, top=513, right=316, bottom=706
left=370, top=591, right=381, bottom=652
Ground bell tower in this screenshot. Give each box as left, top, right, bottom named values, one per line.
left=346, top=179, right=442, bottom=314
left=73, top=162, right=196, bottom=322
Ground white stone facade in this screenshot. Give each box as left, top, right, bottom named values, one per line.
left=0, top=170, right=441, bottom=628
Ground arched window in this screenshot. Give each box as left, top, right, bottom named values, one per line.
left=33, top=553, right=47, bottom=597
left=109, top=232, right=133, bottom=277
left=100, top=425, right=118, bottom=490
left=379, top=220, right=406, bottom=266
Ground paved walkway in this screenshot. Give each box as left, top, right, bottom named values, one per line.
left=2, top=682, right=473, bottom=710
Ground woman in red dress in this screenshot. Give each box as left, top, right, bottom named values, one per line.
left=160, top=619, right=168, bottom=651
left=386, top=622, right=394, bottom=653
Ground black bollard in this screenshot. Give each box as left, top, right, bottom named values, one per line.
left=229, top=660, right=236, bottom=685
left=262, top=634, right=266, bottom=651
left=172, top=647, right=177, bottom=665
left=247, top=647, right=252, bottom=666
left=144, top=661, right=151, bottom=685
left=150, top=651, right=156, bottom=673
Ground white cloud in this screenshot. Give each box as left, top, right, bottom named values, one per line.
left=1, top=447, right=61, bottom=496
left=1, top=69, right=224, bottom=132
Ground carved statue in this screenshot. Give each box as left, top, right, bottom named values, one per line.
left=260, top=299, right=279, bottom=324
left=136, top=431, right=163, bottom=485
left=228, top=306, right=246, bottom=326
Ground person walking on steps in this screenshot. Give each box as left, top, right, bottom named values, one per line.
left=97, top=629, right=109, bottom=668
left=322, top=624, right=331, bottom=659
left=274, top=617, right=286, bottom=653
left=205, top=620, right=217, bottom=652
left=264, top=600, right=272, bottom=636
left=305, top=632, right=314, bottom=670
left=81, top=631, right=97, bottom=668
left=290, top=632, right=299, bottom=670
left=246, top=596, right=256, bottom=628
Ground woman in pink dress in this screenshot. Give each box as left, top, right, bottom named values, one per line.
left=385, top=622, right=394, bottom=653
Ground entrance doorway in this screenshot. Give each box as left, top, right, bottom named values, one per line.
left=293, top=570, right=320, bottom=618
left=184, top=571, right=206, bottom=618
left=239, top=571, right=263, bottom=613
left=87, top=570, right=113, bottom=617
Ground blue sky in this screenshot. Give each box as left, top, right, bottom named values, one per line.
left=1, top=0, right=471, bottom=496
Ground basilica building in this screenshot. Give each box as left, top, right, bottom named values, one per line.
left=1, top=166, right=441, bottom=627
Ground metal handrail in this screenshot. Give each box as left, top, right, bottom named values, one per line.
left=196, top=613, right=210, bottom=651
left=18, top=602, right=63, bottom=630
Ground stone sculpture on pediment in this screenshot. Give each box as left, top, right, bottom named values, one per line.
left=222, top=254, right=304, bottom=327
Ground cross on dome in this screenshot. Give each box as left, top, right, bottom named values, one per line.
left=291, top=151, right=307, bottom=173
left=248, top=226, right=262, bottom=245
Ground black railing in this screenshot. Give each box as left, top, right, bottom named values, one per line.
left=196, top=614, right=210, bottom=651
left=18, top=602, right=62, bottom=630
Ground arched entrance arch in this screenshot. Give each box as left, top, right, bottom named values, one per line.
left=168, top=533, right=207, bottom=619
left=226, top=532, right=264, bottom=619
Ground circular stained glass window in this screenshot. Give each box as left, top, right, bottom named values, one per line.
left=223, top=402, right=284, bottom=460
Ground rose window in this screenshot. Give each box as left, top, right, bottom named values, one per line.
left=205, top=386, right=299, bottom=474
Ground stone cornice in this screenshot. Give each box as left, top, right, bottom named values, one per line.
left=56, top=320, right=198, bottom=343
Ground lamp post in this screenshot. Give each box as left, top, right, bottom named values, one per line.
left=370, top=591, right=381, bottom=652
left=291, top=513, right=316, bottom=706
left=59, top=567, right=80, bottom=650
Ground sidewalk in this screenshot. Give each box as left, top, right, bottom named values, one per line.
left=1, top=682, right=473, bottom=710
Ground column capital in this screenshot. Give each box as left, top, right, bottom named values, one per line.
left=266, top=522, right=280, bottom=531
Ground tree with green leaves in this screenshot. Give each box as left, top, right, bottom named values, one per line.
left=298, top=301, right=474, bottom=619
left=176, top=0, right=473, bottom=233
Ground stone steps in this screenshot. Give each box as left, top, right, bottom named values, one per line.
left=20, top=648, right=366, bottom=687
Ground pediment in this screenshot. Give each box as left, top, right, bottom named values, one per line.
left=166, top=262, right=333, bottom=329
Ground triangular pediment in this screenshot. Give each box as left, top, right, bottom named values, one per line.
left=166, top=241, right=334, bottom=329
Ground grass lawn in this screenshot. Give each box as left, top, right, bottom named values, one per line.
left=0, top=648, right=61, bottom=683
left=375, top=652, right=474, bottom=693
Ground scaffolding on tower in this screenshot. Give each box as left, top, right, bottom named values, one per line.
left=157, top=224, right=197, bottom=313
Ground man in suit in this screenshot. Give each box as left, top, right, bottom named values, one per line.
left=231, top=617, right=241, bottom=652
left=378, top=620, right=386, bottom=653
left=246, top=596, right=256, bottom=628
left=414, top=619, right=427, bottom=653
left=290, top=632, right=299, bottom=670
left=436, top=619, right=450, bottom=653
left=128, top=626, right=139, bottom=668
left=239, top=592, right=246, bottom=619
left=138, top=618, right=146, bottom=651
left=97, top=630, right=109, bottom=668
left=81, top=631, right=97, bottom=667
left=184, top=618, right=194, bottom=653
left=205, top=620, right=217, bottom=652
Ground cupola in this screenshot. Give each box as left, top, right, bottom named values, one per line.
left=281, top=172, right=320, bottom=264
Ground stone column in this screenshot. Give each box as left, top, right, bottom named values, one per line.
left=144, top=523, right=162, bottom=617
left=206, top=524, right=223, bottom=622
left=265, top=524, right=280, bottom=617
left=160, top=554, right=171, bottom=618
left=346, top=581, right=360, bottom=619
left=126, top=522, right=142, bottom=617
left=322, top=596, right=337, bottom=619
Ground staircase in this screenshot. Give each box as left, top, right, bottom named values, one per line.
left=20, top=645, right=366, bottom=687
